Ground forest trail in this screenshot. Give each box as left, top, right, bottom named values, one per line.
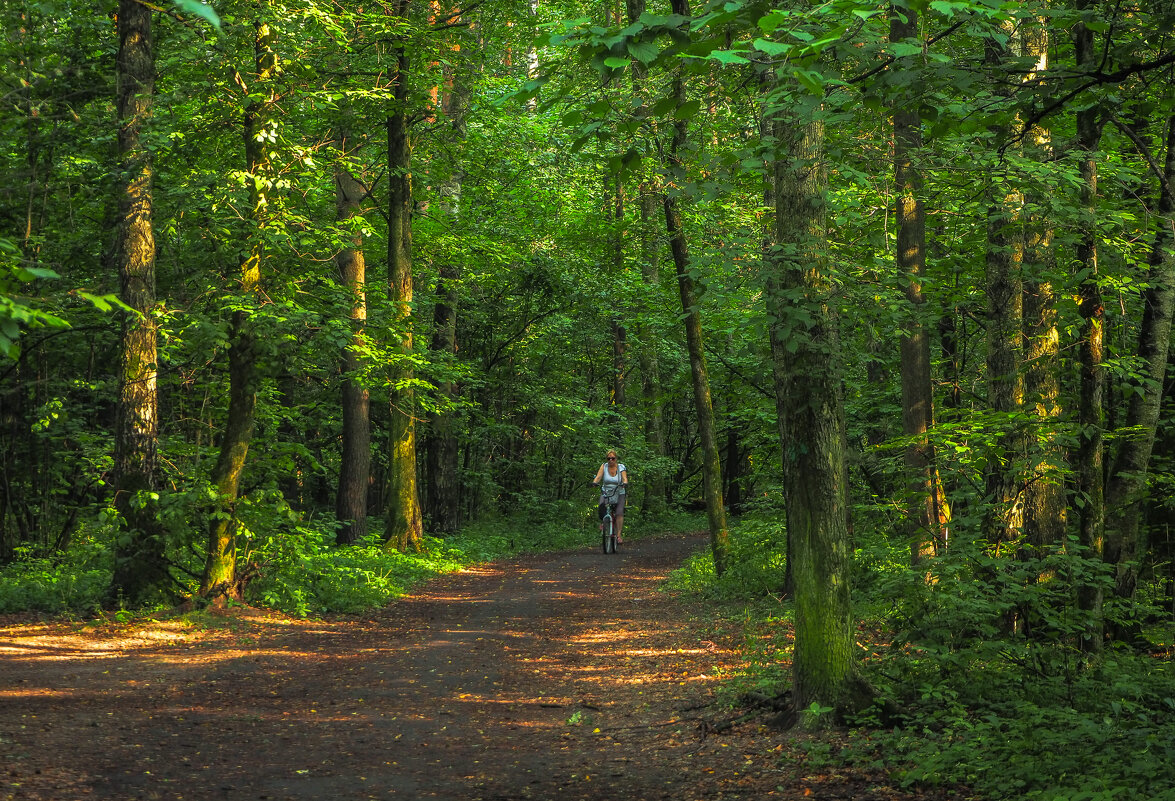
left=1, top=536, right=933, bottom=801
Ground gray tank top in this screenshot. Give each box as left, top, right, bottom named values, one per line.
left=600, top=463, right=626, bottom=501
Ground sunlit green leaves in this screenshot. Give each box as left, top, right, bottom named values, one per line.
left=170, top=0, right=221, bottom=30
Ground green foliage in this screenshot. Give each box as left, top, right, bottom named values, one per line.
left=246, top=532, right=465, bottom=617
left=842, top=534, right=1175, bottom=801
left=0, top=539, right=112, bottom=615
left=850, top=652, right=1175, bottom=801
left=667, top=515, right=788, bottom=600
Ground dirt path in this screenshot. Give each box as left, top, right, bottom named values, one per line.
left=1, top=536, right=933, bottom=801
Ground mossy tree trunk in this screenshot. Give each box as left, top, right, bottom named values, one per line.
left=385, top=12, right=423, bottom=553
left=200, top=15, right=278, bottom=600
left=769, top=105, right=869, bottom=725
left=891, top=3, right=947, bottom=564
left=663, top=0, right=727, bottom=576
left=1105, top=115, right=1175, bottom=611
left=111, top=0, right=169, bottom=604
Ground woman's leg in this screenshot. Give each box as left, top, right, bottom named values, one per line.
left=614, top=514, right=623, bottom=543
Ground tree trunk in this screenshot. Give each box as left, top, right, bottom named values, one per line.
left=770, top=107, right=868, bottom=724
left=111, top=0, right=168, bottom=604
left=626, top=0, right=667, bottom=516
left=891, top=4, right=946, bottom=564
left=334, top=123, right=371, bottom=546
left=1073, top=8, right=1106, bottom=649
left=662, top=0, right=728, bottom=575
left=636, top=185, right=668, bottom=515
left=1020, top=24, right=1067, bottom=553
left=424, top=43, right=467, bottom=536
left=200, top=17, right=278, bottom=599
left=1105, top=115, right=1175, bottom=608
left=611, top=177, right=627, bottom=413
left=981, top=32, right=1026, bottom=549
left=385, top=18, right=423, bottom=553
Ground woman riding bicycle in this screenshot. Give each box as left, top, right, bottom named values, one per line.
left=592, top=450, right=628, bottom=545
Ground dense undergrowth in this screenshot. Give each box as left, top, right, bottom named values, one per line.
left=668, top=514, right=1175, bottom=801
left=0, top=498, right=701, bottom=618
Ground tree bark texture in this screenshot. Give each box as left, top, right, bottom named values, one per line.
left=200, top=17, right=278, bottom=599
left=334, top=123, right=372, bottom=546
left=1020, top=25, right=1067, bottom=553
left=385, top=25, right=424, bottom=553
left=1072, top=11, right=1106, bottom=648
left=891, top=4, right=946, bottom=564
left=424, top=46, right=467, bottom=536
left=770, top=111, right=867, bottom=721
left=981, top=30, right=1027, bottom=549
left=1104, top=115, right=1175, bottom=605
left=112, top=0, right=169, bottom=604
left=662, top=0, right=728, bottom=575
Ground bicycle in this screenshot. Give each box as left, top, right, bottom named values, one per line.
left=598, top=484, right=623, bottom=554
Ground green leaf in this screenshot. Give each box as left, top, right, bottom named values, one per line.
left=753, top=38, right=792, bottom=57
left=651, top=95, right=679, bottom=116
left=794, top=68, right=825, bottom=95
left=674, top=99, right=702, bottom=120
left=707, top=49, right=751, bottom=65
left=603, top=56, right=631, bottom=69
left=626, top=40, right=660, bottom=64
left=890, top=41, right=923, bottom=57
left=170, top=0, right=221, bottom=30
left=757, top=9, right=790, bottom=34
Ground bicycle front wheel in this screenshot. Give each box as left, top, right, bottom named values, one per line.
left=602, top=515, right=614, bottom=554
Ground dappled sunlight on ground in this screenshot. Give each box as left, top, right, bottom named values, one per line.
left=0, top=537, right=947, bottom=801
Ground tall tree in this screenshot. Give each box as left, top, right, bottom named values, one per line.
left=768, top=99, right=868, bottom=722
left=1020, top=20, right=1067, bottom=553
left=663, top=0, right=728, bottom=576
left=200, top=13, right=280, bottom=599
left=981, top=28, right=1026, bottom=548
left=890, top=1, right=946, bottom=564
left=1104, top=115, right=1175, bottom=606
left=111, top=0, right=168, bottom=603
left=424, top=12, right=468, bottom=535
left=385, top=0, right=423, bottom=552
left=334, top=120, right=372, bottom=546
left=625, top=0, right=668, bottom=516
left=1072, top=2, right=1106, bottom=647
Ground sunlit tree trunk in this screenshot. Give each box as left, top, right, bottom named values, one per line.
left=334, top=121, right=371, bottom=546
left=1020, top=23, right=1067, bottom=553
left=1073, top=6, right=1106, bottom=649
left=111, top=0, right=168, bottom=604
left=200, top=16, right=278, bottom=599
left=663, top=0, right=728, bottom=575
left=1105, top=115, right=1175, bottom=609
left=891, top=3, right=946, bottom=564
left=385, top=11, right=423, bottom=552
left=770, top=107, right=869, bottom=724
